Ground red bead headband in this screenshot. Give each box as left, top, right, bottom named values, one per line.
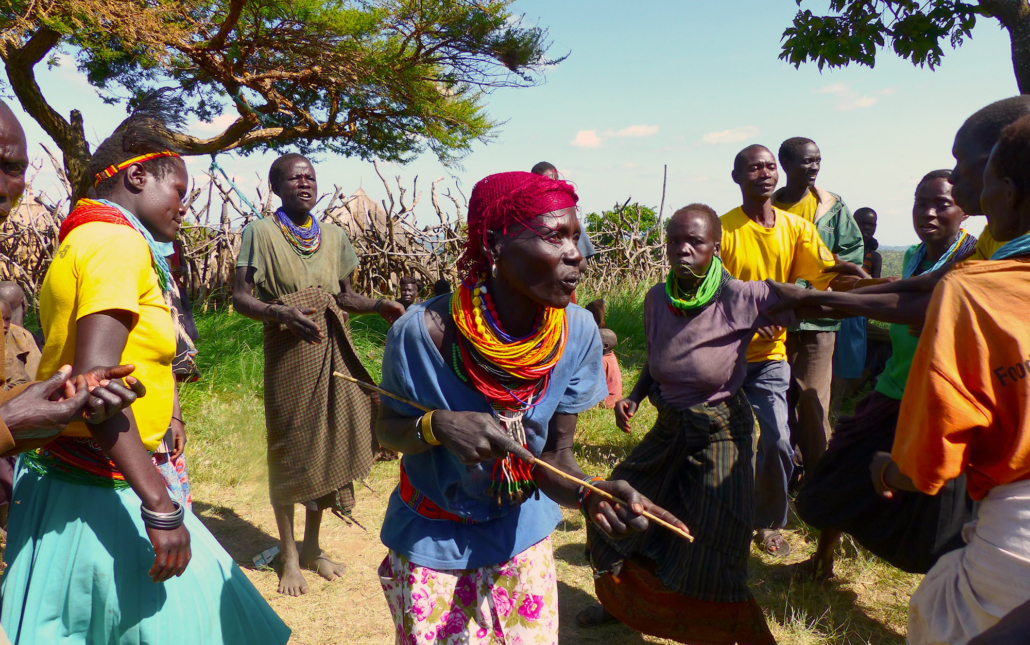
left=94, top=150, right=181, bottom=187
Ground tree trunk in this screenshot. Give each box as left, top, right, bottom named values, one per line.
left=982, top=0, right=1030, bottom=93
left=2, top=26, right=93, bottom=200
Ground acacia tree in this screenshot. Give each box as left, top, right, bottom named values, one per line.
left=0, top=0, right=559, bottom=199
left=781, top=1, right=1030, bottom=93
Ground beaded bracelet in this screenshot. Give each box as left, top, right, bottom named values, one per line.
left=577, top=476, right=606, bottom=518
left=141, top=501, right=185, bottom=530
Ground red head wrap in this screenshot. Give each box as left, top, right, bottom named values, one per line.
left=459, top=171, right=579, bottom=279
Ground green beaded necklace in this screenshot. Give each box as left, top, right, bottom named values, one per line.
left=665, top=256, right=724, bottom=315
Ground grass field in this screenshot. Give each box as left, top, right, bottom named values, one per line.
left=178, top=288, right=919, bottom=645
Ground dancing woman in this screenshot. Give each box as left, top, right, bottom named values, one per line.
left=578, top=205, right=788, bottom=644
left=1, top=105, right=290, bottom=645
left=374, top=171, right=685, bottom=644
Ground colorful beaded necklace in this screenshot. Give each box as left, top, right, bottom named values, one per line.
left=274, top=207, right=321, bottom=257
left=451, top=277, right=568, bottom=504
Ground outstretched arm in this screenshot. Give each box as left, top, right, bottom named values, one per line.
left=768, top=280, right=932, bottom=326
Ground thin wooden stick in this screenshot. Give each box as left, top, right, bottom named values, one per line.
left=333, top=371, right=694, bottom=542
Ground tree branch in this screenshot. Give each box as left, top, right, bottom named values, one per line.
left=207, top=0, right=247, bottom=51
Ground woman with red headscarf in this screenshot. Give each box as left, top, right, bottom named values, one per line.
left=374, top=171, right=686, bottom=644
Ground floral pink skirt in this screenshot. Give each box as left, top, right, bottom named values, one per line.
left=378, top=537, right=558, bottom=644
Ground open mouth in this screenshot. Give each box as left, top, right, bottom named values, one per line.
left=560, top=276, right=579, bottom=292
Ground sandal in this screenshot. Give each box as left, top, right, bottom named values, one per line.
left=755, top=529, right=792, bottom=558
left=576, top=603, right=619, bottom=629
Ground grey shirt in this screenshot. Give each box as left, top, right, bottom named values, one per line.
left=645, top=278, right=794, bottom=409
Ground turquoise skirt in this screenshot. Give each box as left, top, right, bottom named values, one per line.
left=0, top=458, right=291, bottom=645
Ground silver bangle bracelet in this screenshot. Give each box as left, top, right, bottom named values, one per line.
left=141, top=501, right=185, bottom=530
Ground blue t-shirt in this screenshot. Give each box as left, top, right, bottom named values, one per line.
left=378, top=297, right=607, bottom=569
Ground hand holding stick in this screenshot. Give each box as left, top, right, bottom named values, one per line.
left=333, top=371, right=694, bottom=542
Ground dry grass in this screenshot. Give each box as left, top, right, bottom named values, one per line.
left=180, top=301, right=919, bottom=645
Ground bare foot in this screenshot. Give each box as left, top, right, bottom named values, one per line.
left=278, top=558, right=309, bottom=596
left=301, top=551, right=346, bottom=582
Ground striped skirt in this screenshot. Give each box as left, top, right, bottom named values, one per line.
left=588, top=390, right=774, bottom=644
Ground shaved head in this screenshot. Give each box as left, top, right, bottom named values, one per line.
left=734, top=144, right=771, bottom=173
left=0, top=281, right=25, bottom=327
left=0, top=99, right=28, bottom=221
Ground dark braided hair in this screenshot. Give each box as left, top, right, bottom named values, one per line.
left=88, top=91, right=185, bottom=198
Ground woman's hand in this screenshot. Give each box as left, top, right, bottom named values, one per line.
left=168, top=417, right=186, bottom=460
left=146, top=524, right=191, bottom=583
left=585, top=480, right=688, bottom=539
left=614, top=398, right=638, bottom=434
left=377, top=299, right=406, bottom=323
left=74, top=365, right=148, bottom=425
left=431, top=410, right=521, bottom=465
left=280, top=306, right=323, bottom=344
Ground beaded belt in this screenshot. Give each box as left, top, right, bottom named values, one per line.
left=399, top=462, right=476, bottom=524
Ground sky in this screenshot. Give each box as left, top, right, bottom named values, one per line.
left=6, top=0, right=1021, bottom=245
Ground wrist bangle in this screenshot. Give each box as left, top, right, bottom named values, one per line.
left=879, top=460, right=895, bottom=493
left=577, top=475, right=606, bottom=517
left=275, top=306, right=285, bottom=324
left=171, top=416, right=185, bottom=426
left=374, top=298, right=384, bottom=313
left=421, top=410, right=442, bottom=446
left=141, top=500, right=185, bottom=530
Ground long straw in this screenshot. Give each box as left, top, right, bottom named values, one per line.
left=333, top=371, right=693, bottom=542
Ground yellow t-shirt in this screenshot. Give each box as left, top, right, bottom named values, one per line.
left=892, top=259, right=1030, bottom=500
left=38, top=222, right=176, bottom=451
left=971, top=225, right=1005, bottom=260
left=773, top=189, right=819, bottom=223
left=720, top=206, right=836, bottom=362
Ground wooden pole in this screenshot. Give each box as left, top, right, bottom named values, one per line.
left=333, top=371, right=694, bottom=542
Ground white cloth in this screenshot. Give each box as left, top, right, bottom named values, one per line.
left=908, top=478, right=1030, bottom=644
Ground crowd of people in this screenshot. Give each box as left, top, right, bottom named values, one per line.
left=0, top=86, right=1027, bottom=645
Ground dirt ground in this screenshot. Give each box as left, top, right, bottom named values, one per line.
left=193, top=457, right=914, bottom=645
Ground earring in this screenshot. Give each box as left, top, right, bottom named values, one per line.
left=491, top=263, right=498, bottom=278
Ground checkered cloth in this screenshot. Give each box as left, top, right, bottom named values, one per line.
left=263, top=286, right=377, bottom=507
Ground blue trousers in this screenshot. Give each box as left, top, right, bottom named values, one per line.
left=742, top=360, right=793, bottom=530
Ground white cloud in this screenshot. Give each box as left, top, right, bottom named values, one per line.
left=818, top=83, right=850, bottom=95
left=570, top=130, right=603, bottom=148
left=572, top=124, right=658, bottom=148
left=837, top=96, right=879, bottom=111
left=609, top=124, right=660, bottom=138
left=700, top=126, right=759, bottom=145
left=192, top=113, right=239, bottom=135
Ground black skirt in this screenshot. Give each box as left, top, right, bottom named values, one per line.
left=795, top=390, right=973, bottom=573
left=589, top=390, right=756, bottom=603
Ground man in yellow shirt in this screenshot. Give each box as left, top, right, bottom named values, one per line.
left=721, top=144, right=863, bottom=556
left=773, top=137, right=864, bottom=481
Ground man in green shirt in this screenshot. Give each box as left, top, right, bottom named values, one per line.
left=773, top=137, right=865, bottom=477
